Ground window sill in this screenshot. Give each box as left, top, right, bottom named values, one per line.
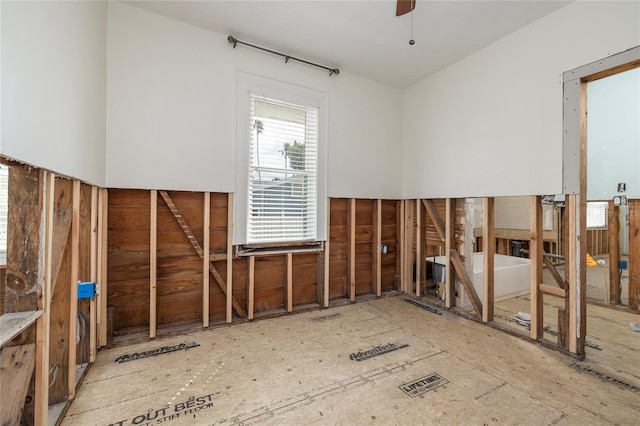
left=235, top=241, right=324, bottom=257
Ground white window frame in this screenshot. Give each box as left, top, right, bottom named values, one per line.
left=235, top=72, right=328, bottom=245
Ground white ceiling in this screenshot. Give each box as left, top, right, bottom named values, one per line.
left=126, top=0, right=572, bottom=88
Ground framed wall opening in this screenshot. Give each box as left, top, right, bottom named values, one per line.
left=563, top=46, right=640, bottom=357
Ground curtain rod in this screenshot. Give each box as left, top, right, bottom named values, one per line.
left=227, top=36, right=340, bottom=76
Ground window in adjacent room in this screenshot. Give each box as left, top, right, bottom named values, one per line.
left=586, top=201, right=608, bottom=228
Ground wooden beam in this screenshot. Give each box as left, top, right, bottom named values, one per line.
left=423, top=199, right=445, bottom=242
left=529, top=196, right=544, bottom=339
left=399, top=200, right=405, bottom=291
left=0, top=344, right=36, bottom=426
left=543, top=257, right=566, bottom=290
left=482, top=197, right=495, bottom=323
left=227, top=193, right=234, bottom=324
left=35, top=172, right=54, bottom=426
left=89, top=186, right=98, bottom=363
left=540, top=284, right=566, bottom=298
left=473, top=227, right=557, bottom=242
left=445, top=199, right=455, bottom=308
left=606, top=200, right=622, bottom=305
left=286, top=253, right=293, bottom=312
left=247, top=256, right=255, bottom=320
left=203, top=192, right=210, bottom=328
left=396, top=200, right=402, bottom=291
left=373, top=199, right=382, bottom=297
left=97, top=189, right=108, bottom=347
left=347, top=198, right=356, bottom=301
left=324, top=199, right=330, bottom=307
left=416, top=200, right=422, bottom=297
left=450, top=249, right=482, bottom=317
left=150, top=190, right=157, bottom=339
left=566, top=194, right=578, bottom=354
left=404, top=200, right=415, bottom=294
left=629, top=199, right=640, bottom=310
left=68, top=179, right=80, bottom=400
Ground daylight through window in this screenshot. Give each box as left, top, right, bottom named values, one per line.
left=247, top=93, right=318, bottom=243
left=586, top=201, right=608, bottom=228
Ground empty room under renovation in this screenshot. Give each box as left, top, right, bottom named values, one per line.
left=1, top=1, right=639, bottom=425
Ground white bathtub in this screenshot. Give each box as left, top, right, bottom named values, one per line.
left=430, top=253, right=531, bottom=305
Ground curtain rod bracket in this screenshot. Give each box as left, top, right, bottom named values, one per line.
left=228, top=35, right=339, bottom=77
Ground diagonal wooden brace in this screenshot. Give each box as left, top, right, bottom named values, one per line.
left=159, top=191, right=246, bottom=318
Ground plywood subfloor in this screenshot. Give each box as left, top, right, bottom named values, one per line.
left=63, top=297, right=639, bottom=425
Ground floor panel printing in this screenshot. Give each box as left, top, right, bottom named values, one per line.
left=64, top=297, right=639, bottom=425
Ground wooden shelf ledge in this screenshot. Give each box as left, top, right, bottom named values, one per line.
left=0, top=311, right=43, bottom=347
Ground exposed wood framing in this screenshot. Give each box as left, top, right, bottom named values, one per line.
left=399, top=200, right=406, bottom=291
left=566, top=194, right=578, bottom=354
left=49, top=177, right=73, bottom=405
left=247, top=256, right=255, bottom=320
left=227, top=193, right=234, bottom=323
left=629, top=199, right=640, bottom=310
left=150, top=190, right=158, bottom=339
left=543, top=257, right=566, bottom=290
left=450, top=249, right=482, bottom=317
left=415, top=200, right=422, bottom=297
left=203, top=192, right=210, bottom=327
left=68, top=179, right=80, bottom=399
left=423, top=199, right=445, bottom=243
left=89, top=186, right=98, bottom=362
left=403, top=200, right=415, bottom=294
left=324, top=199, right=330, bottom=307
left=529, top=196, right=544, bottom=339
left=540, top=284, right=566, bottom=298
left=35, top=171, right=54, bottom=426
left=97, top=189, right=108, bottom=347
left=286, top=253, right=293, bottom=312
left=608, top=200, right=621, bottom=305
left=445, top=199, right=455, bottom=308
left=373, top=199, right=382, bottom=297
left=5, top=163, right=43, bottom=312
left=347, top=198, right=356, bottom=301
left=0, top=344, right=36, bottom=426
left=158, top=191, right=246, bottom=319
left=396, top=200, right=403, bottom=291
left=482, top=197, right=494, bottom=323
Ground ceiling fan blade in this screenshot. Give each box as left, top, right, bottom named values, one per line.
left=396, top=0, right=416, bottom=17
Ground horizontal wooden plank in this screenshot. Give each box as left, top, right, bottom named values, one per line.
left=473, top=227, right=558, bottom=241
left=540, top=283, right=566, bottom=298
left=0, top=311, right=43, bottom=347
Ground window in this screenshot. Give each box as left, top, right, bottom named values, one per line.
left=247, top=93, right=318, bottom=242
left=586, top=201, right=608, bottom=228
left=235, top=72, right=327, bottom=246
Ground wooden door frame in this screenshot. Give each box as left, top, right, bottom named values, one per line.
left=562, top=45, right=640, bottom=355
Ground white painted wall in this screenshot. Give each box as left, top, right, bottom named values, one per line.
left=1, top=1, right=107, bottom=186
left=587, top=68, right=640, bottom=200
left=403, top=1, right=640, bottom=199
left=106, top=2, right=403, bottom=198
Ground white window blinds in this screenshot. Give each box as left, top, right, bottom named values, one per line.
left=247, top=92, right=319, bottom=243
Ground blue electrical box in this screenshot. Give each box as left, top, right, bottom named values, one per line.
left=77, top=281, right=96, bottom=299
